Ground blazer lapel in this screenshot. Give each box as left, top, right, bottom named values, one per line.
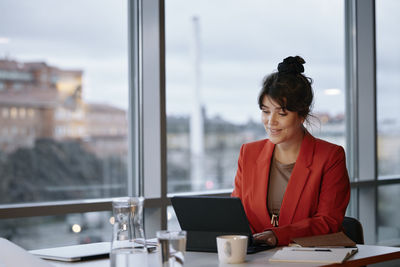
left=255, top=140, right=275, bottom=228
left=279, top=132, right=315, bottom=225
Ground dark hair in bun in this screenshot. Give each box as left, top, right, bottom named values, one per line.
left=278, top=56, right=305, bottom=74
left=258, top=56, right=313, bottom=119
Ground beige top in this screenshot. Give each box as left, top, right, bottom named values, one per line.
left=267, top=156, right=295, bottom=218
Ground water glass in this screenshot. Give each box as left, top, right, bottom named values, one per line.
left=110, top=197, right=147, bottom=267
left=157, top=230, right=187, bottom=267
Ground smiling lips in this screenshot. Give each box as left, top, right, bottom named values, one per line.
left=268, top=128, right=282, bottom=135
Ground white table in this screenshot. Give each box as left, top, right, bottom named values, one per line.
left=45, top=244, right=400, bottom=267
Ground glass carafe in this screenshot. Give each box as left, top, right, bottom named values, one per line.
left=110, top=197, right=147, bottom=267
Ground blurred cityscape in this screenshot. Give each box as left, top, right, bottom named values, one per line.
left=0, top=58, right=128, bottom=204
left=0, top=58, right=349, bottom=201
left=0, top=58, right=128, bottom=248
left=0, top=57, right=346, bottom=246
left=0, top=57, right=352, bottom=249
left=2, top=57, right=400, bottom=248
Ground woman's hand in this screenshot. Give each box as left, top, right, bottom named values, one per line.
left=253, top=230, right=277, bottom=247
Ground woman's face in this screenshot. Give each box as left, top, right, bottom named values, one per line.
left=261, top=95, right=305, bottom=146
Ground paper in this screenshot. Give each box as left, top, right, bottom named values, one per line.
left=269, top=246, right=358, bottom=264
left=292, top=231, right=356, bottom=247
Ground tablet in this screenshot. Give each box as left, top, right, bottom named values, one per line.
left=171, top=195, right=271, bottom=254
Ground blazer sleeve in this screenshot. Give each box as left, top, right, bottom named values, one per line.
left=270, top=147, right=350, bottom=245
left=231, top=144, right=244, bottom=199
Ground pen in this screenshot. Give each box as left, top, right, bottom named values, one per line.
left=291, top=248, right=332, bottom=252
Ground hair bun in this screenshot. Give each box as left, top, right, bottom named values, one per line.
left=277, top=56, right=305, bottom=74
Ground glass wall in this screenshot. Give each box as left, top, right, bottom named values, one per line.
left=376, top=0, right=400, bottom=178
left=376, top=0, right=400, bottom=245
left=165, top=0, right=346, bottom=194
left=0, top=0, right=128, bottom=247
left=377, top=184, right=400, bottom=246
left=4, top=0, right=400, bottom=250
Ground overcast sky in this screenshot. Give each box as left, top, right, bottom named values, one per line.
left=0, top=0, right=129, bottom=111
left=165, top=0, right=345, bottom=123
left=0, top=0, right=399, bottom=124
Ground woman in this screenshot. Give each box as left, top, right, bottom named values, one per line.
left=231, top=56, right=350, bottom=246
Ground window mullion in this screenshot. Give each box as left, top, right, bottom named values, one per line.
left=353, top=0, right=377, bottom=245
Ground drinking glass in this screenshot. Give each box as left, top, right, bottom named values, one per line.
left=157, top=230, right=187, bottom=267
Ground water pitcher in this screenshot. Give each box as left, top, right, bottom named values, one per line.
left=110, top=197, right=147, bottom=267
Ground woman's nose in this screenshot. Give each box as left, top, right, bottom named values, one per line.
left=268, top=113, right=278, bottom=126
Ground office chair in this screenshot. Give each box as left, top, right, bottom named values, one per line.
left=342, top=216, right=364, bottom=244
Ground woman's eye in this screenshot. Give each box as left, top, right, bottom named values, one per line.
left=279, top=113, right=287, bottom=116
left=262, top=110, right=270, bottom=114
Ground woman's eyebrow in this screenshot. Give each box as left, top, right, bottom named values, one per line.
left=261, top=104, right=283, bottom=111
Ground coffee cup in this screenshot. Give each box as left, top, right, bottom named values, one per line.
left=216, top=235, right=248, bottom=264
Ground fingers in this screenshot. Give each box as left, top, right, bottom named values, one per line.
left=253, top=231, right=277, bottom=247
left=266, top=236, right=276, bottom=245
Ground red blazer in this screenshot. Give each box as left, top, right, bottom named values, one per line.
left=232, top=132, right=350, bottom=245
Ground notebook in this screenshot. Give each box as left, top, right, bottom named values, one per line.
left=292, top=231, right=356, bottom=247
left=269, top=246, right=358, bottom=264
left=171, top=196, right=271, bottom=254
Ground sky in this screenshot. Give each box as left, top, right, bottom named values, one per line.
left=0, top=0, right=399, bottom=124
left=0, top=0, right=129, bottom=111
left=165, top=0, right=345, bottom=123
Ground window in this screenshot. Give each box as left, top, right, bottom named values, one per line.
left=0, top=0, right=129, bottom=248
left=2, top=107, right=9, bottom=118
left=376, top=0, right=400, bottom=179
left=376, top=0, right=400, bottom=245
left=165, top=0, right=346, bottom=194
left=10, top=107, right=18, bottom=119
left=378, top=184, right=400, bottom=246
left=19, top=108, right=26, bottom=119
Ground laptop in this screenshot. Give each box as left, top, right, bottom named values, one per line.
left=171, top=196, right=272, bottom=254
left=29, top=242, right=110, bottom=262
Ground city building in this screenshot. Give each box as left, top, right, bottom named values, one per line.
left=0, top=58, right=127, bottom=158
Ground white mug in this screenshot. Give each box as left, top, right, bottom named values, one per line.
left=216, top=235, right=248, bottom=264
